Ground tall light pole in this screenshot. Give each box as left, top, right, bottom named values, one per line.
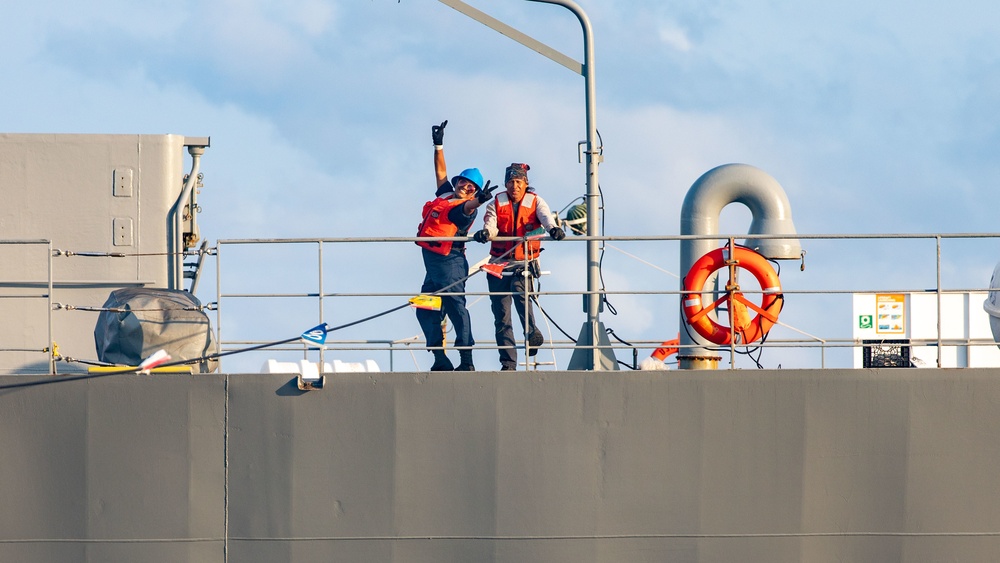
left=437, top=0, right=616, bottom=370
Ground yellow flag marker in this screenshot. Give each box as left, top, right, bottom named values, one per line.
left=408, top=295, right=442, bottom=311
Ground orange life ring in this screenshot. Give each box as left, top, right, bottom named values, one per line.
left=682, top=246, right=782, bottom=346
left=651, top=337, right=679, bottom=361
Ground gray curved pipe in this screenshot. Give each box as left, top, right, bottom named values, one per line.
left=679, top=163, right=802, bottom=368
left=170, top=146, right=204, bottom=290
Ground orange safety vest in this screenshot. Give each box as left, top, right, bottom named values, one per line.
left=416, top=194, right=466, bottom=255
left=490, top=192, right=541, bottom=261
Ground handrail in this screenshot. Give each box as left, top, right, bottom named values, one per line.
left=211, top=232, right=1000, bottom=372
left=1, top=233, right=997, bottom=374
left=0, top=240, right=55, bottom=372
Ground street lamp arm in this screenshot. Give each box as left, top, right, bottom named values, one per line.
left=525, top=0, right=594, bottom=76
left=437, top=0, right=582, bottom=75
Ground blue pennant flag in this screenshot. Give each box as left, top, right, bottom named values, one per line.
left=300, top=323, right=329, bottom=347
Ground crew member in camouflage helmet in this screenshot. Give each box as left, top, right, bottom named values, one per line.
left=473, top=162, right=565, bottom=370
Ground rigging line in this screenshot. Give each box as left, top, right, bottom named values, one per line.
left=605, top=327, right=634, bottom=347
left=53, top=250, right=208, bottom=258
left=0, top=367, right=159, bottom=390
left=605, top=328, right=641, bottom=370
left=772, top=318, right=825, bottom=342
left=59, top=357, right=115, bottom=367
left=2, top=240, right=535, bottom=389
left=2, top=255, right=520, bottom=388
left=530, top=296, right=577, bottom=343
left=55, top=305, right=212, bottom=313
left=604, top=244, right=680, bottom=279
left=0, top=334, right=304, bottom=391
left=322, top=303, right=411, bottom=334
left=180, top=242, right=515, bottom=357
left=596, top=182, right=615, bottom=316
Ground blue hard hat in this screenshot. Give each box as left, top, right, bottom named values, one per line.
left=452, top=168, right=483, bottom=190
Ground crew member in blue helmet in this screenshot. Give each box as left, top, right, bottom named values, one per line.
left=415, top=120, right=498, bottom=371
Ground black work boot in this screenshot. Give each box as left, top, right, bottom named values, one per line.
left=455, top=350, right=475, bottom=371
left=430, top=350, right=454, bottom=371
left=527, top=330, right=544, bottom=357
left=500, top=362, right=517, bottom=371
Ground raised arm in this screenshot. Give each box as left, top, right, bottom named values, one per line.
left=432, top=120, right=448, bottom=189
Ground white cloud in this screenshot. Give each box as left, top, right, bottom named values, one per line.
left=285, top=0, right=337, bottom=37
left=657, top=23, right=692, bottom=53
left=195, top=0, right=332, bottom=78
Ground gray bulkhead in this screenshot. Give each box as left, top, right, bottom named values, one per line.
left=0, top=134, right=206, bottom=373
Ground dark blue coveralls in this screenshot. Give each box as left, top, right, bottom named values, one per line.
left=416, top=180, right=477, bottom=352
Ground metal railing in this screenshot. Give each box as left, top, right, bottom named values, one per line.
left=3, top=233, right=999, bottom=373
left=0, top=240, right=55, bottom=373
left=210, top=232, right=1000, bottom=372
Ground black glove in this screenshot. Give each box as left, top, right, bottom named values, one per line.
left=431, top=120, right=448, bottom=146
left=473, top=229, right=491, bottom=244
left=476, top=180, right=499, bottom=204
left=549, top=227, right=566, bottom=241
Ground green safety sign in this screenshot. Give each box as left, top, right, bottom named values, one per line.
left=859, top=314, right=873, bottom=329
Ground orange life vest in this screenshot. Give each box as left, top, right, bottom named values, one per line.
left=490, top=192, right=541, bottom=261
left=416, top=194, right=466, bottom=255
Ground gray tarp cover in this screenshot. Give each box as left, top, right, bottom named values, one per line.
left=94, top=288, right=218, bottom=373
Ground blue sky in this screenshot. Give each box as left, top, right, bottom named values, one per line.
left=4, top=0, right=1000, bottom=371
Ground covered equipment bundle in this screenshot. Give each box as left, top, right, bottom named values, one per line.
left=94, top=288, right=218, bottom=373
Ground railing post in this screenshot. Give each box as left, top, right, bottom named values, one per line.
left=215, top=242, right=224, bottom=373
left=47, top=241, right=55, bottom=374
left=936, top=236, right=942, bottom=368
left=318, top=240, right=326, bottom=369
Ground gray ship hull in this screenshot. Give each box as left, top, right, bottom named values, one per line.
left=3, top=368, right=998, bottom=562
